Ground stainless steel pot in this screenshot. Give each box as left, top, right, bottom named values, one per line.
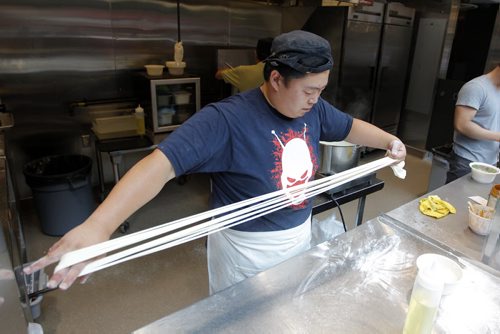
left=319, top=141, right=361, bottom=175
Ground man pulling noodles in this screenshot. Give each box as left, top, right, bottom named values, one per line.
left=25, top=30, right=406, bottom=294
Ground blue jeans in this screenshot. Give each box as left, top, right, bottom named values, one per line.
left=446, top=152, right=472, bottom=184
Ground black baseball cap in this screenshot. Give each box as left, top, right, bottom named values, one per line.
left=264, top=30, right=333, bottom=73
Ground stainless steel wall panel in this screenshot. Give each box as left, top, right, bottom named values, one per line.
left=227, top=1, right=281, bottom=46
left=180, top=1, right=230, bottom=45
left=0, top=0, right=116, bottom=117
left=0, top=1, right=114, bottom=74
left=0, top=0, right=283, bottom=199
left=0, top=0, right=280, bottom=116
left=111, top=0, right=180, bottom=69
left=111, top=0, right=239, bottom=49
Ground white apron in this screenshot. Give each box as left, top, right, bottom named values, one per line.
left=207, top=215, right=311, bottom=294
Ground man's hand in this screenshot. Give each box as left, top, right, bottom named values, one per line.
left=23, top=222, right=110, bottom=290
left=387, top=139, right=406, bottom=160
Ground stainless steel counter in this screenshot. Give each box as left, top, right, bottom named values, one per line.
left=386, top=174, right=500, bottom=262
left=134, top=217, right=500, bottom=333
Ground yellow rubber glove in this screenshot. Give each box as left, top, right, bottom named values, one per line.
left=419, top=195, right=456, bottom=219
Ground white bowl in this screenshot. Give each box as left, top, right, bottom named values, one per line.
left=144, top=65, right=164, bottom=77
left=469, top=162, right=500, bottom=184
left=166, top=61, right=186, bottom=76
left=468, top=204, right=495, bottom=235
left=173, top=91, right=191, bottom=105
left=416, top=253, right=463, bottom=295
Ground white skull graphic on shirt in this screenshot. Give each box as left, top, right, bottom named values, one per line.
left=271, top=124, right=313, bottom=205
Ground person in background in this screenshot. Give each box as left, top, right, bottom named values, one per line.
left=215, top=37, right=273, bottom=92
left=446, top=63, right=500, bottom=183
left=24, top=30, right=406, bottom=295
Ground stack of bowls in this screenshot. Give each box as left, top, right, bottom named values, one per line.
left=166, top=61, right=186, bottom=76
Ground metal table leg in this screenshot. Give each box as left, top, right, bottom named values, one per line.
left=110, top=154, right=122, bottom=184
left=96, top=149, right=106, bottom=202
left=355, top=196, right=367, bottom=227
left=109, top=153, right=130, bottom=233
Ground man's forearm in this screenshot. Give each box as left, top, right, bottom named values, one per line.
left=86, top=149, right=174, bottom=236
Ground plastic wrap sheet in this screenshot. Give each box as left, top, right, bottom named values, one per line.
left=135, top=218, right=500, bottom=334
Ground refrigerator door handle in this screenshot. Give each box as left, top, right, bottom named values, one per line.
left=369, top=66, right=377, bottom=89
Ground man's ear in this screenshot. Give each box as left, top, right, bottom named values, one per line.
left=269, top=70, right=281, bottom=91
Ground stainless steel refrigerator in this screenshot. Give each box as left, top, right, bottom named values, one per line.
left=303, top=2, right=415, bottom=135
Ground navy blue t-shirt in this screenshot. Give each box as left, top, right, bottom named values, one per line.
left=158, top=88, right=352, bottom=232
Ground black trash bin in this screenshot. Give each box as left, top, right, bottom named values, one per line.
left=23, top=154, right=96, bottom=236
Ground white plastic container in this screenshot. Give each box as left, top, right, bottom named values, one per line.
left=92, top=114, right=137, bottom=139
left=468, top=204, right=495, bottom=235
left=469, top=162, right=500, bottom=183
left=415, top=253, right=463, bottom=295
left=144, top=64, right=165, bottom=77
left=173, top=91, right=191, bottom=105
left=158, top=107, right=175, bottom=126
left=403, top=258, right=445, bottom=334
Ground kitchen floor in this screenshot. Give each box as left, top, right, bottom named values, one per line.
left=22, top=149, right=432, bottom=334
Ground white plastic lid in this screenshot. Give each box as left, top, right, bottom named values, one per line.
left=418, top=260, right=445, bottom=292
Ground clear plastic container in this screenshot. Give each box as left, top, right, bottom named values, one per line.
left=481, top=210, right=500, bottom=270
left=487, top=184, right=500, bottom=211
left=403, top=260, right=444, bottom=334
